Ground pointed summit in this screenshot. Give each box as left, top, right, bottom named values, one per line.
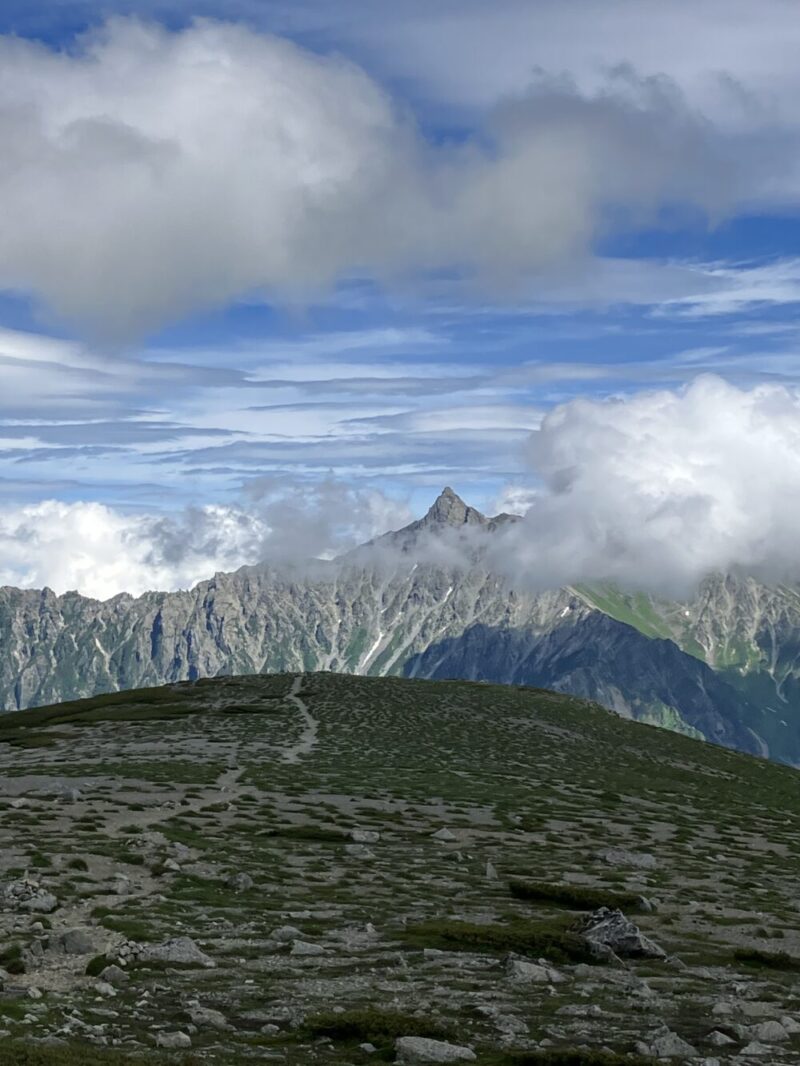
left=349, top=486, right=520, bottom=558
left=421, top=486, right=487, bottom=528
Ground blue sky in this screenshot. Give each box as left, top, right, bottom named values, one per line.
left=3, top=1, right=800, bottom=596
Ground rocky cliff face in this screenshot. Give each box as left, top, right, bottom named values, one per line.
left=0, top=489, right=796, bottom=762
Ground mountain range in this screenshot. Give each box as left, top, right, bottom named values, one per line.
left=3, top=486, right=800, bottom=764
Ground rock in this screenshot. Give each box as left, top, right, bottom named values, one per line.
left=270, top=926, right=302, bottom=942
left=738, top=1042, right=772, bottom=1057
left=345, top=843, right=375, bottom=859
left=712, top=1002, right=734, bottom=1016
left=114, top=939, right=144, bottom=964
left=648, top=1027, right=698, bottom=1058
left=781, top=1016, right=800, bottom=1034
left=162, top=857, right=181, bottom=872
left=395, top=1036, right=477, bottom=1063
left=155, top=1031, right=192, bottom=1049
left=751, top=1019, right=789, bottom=1042
left=707, top=1030, right=736, bottom=1047
left=99, top=965, right=129, bottom=987
left=485, top=860, right=498, bottom=880
left=189, top=1006, right=230, bottom=1031
left=226, top=872, right=254, bottom=892
left=52, top=929, right=95, bottom=955
left=505, top=956, right=565, bottom=983
left=27, top=987, right=43, bottom=1000
left=290, top=940, right=325, bottom=956
left=557, top=1004, right=603, bottom=1018
left=599, top=848, right=657, bottom=870
left=95, top=981, right=116, bottom=997
left=431, top=829, right=457, bottom=842
left=580, top=907, right=666, bottom=959
left=144, top=937, right=215, bottom=969
left=2, top=880, right=58, bottom=914
left=56, top=784, right=81, bottom=802
left=360, top=1043, right=378, bottom=1054
left=131, top=831, right=168, bottom=851
left=351, top=828, right=380, bottom=844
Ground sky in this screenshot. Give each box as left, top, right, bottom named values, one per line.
left=3, top=1, right=800, bottom=597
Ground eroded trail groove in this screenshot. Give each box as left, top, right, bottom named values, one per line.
left=281, top=673, right=318, bottom=763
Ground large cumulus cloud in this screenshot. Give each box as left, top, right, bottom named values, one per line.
left=0, top=18, right=754, bottom=339
left=0, top=483, right=410, bottom=598
left=493, top=376, right=800, bottom=595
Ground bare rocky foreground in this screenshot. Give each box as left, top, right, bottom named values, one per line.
left=2, top=673, right=800, bottom=1065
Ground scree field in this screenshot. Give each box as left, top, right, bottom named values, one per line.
left=2, top=672, right=800, bottom=1065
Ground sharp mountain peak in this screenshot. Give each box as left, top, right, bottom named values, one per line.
left=420, top=486, right=487, bottom=528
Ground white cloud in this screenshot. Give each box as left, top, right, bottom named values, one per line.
left=0, top=18, right=763, bottom=339
left=333, top=0, right=800, bottom=128
left=0, top=484, right=411, bottom=598
left=656, top=259, right=800, bottom=317
left=0, top=501, right=266, bottom=598
left=491, top=375, right=800, bottom=594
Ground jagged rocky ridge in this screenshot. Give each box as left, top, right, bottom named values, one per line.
left=1, top=487, right=799, bottom=762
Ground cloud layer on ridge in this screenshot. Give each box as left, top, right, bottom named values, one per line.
left=492, top=375, right=800, bottom=596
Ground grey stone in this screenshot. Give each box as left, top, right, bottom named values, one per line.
left=581, top=907, right=666, bottom=959
left=395, top=1036, right=477, bottom=1063
left=738, top=1042, right=772, bottom=1057
left=290, top=940, right=325, bottom=956
left=144, top=937, right=215, bottom=969
left=99, top=965, right=129, bottom=987
left=345, top=843, right=375, bottom=859
left=3, top=879, right=58, bottom=914
left=56, top=784, right=82, bottom=802
left=155, top=1031, right=192, bottom=1049
left=226, top=872, right=254, bottom=892
left=189, top=1007, right=231, bottom=1031
left=599, top=848, right=657, bottom=870
left=351, top=828, right=380, bottom=844
left=505, top=956, right=565, bottom=983
left=270, top=925, right=302, bottom=942
left=52, top=929, right=95, bottom=955
left=750, top=1019, right=788, bottom=1042
left=708, top=1030, right=736, bottom=1047
left=649, top=1028, right=698, bottom=1058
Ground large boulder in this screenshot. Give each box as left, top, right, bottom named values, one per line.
left=51, top=929, right=95, bottom=955
left=648, top=1027, right=698, bottom=1058
left=143, top=936, right=215, bottom=969
left=2, top=879, right=58, bottom=914
left=580, top=907, right=666, bottom=960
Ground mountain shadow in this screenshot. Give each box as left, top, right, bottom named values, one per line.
left=403, top=612, right=766, bottom=759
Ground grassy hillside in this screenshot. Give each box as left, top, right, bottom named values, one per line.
left=2, top=673, right=800, bottom=1064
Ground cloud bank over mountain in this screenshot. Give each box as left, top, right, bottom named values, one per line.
left=0, top=485, right=410, bottom=598
left=495, top=376, right=800, bottom=595
left=8, top=376, right=800, bottom=600
left=0, top=16, right=771, bottom=339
